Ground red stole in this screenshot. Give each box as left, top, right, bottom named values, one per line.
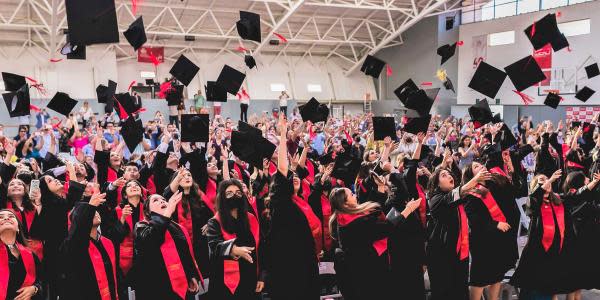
left=146, top=175, right=157, bottom=195
left=247, top=196, right=258, bottom=217
left=456, top=205, right=469, bottom=260
left=301, top=179, right=311, bottom=203
left=0, top=243, right=36, bottom=300
left=320, top=194, right=333, bottom=251
left=176, top=201, right=195, bottom=246
left=337, top=212, right=388, bottom=256
left=305, top=160, right=315, bottom=184
left=468, top=185, right=507, bottom=223
left=202, top=178, right=217, bottom=213
left=214, top=213, right=260, bottom=294
left=541, top=200, right=565, bottom=252
left=115, top=203, right=143, bottom=275
left=257, top=182, right=269, bottom=199
left=107, top=168, right=118, bottom=183
left=489, top=166, right=508, bottom=177
left=269, top=162, right=277, bottom=176
left=88, top=237, right=118, bottom=300
left=357, top=179, right=367, bottom=193
left=566, top=161, right=585, bottom=169
left=415, top=183, right=427, bottom=227
left=7, top=203, right=43, bottom=260
left=160, top=223, right=203, bottom=299
left=292, top=195, right=323, bottom=255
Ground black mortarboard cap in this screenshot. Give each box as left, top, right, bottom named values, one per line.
left=299, top=98, right=329, bottom=123
left=231, top=130, right=275, bottom=169
left=468, top=99, right=494, bottom=129
left=180, top=114, right=209, bottom=143
left=332, top=151, right=361, bottom=182
left=551, top=33, right=569, bottom=52
left=403, top=114, right=432, bottom=135
left=2, top=84, right=30, bottom=118
left=492, top=113, right=503, bottom=124
left=169, top=55, right=199, bottom=86
left=504, top=55, right=546, bottom=92
left=236, top=11, right=261, bottom=43
left=575, top=86, right=595, bottom=102
left=443, top=77, right=455, bottom=93
left=360, top=55, right=386, bottom=79
left=244, top=55, right=257, bottom=69
left=205, top=81, right=227, bottom=102
left=524, top=13, right=568, bottom=51
left=585, top=63, right=599, bottom=79
left=437, top=43, right=457, bottom=65
left=372, top=116, right=397, bottom=141
left=544, top=92, right=561, bottom=109
left=120, top=117, right=144, bottom=153
left=115, top=92, right=140, bottom=115
left=394, top=79, right=419, bottom=104
left=216, top=65, right=246, bottom=95
left=571, top=121, right=581, bottom=128
left=404, top=89, right=435, bottom=117
left=67, top=44, right=86, bottom=60
left=124, top=16, right=147, bottom=51
left=468, top=61, right=507, bottom=98
left=65, top=0, right=119, bottom=45
left=47, top=92, right=78, bottom=116
left=2, top=72, right=26, bottom=92
left=96, top=80, right=117, bottom=104
left=497, top=123, right=517, bottom=150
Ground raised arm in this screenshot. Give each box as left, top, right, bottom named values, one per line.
left=277, top=115, right=288, bottom=176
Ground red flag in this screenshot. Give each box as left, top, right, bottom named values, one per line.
left=513, top=90, right=535, bottom=105
left=128, top=80, right=136, bottom=91
left=149, top=54, right=161, bottom=66
left=386, top=65, right=393, bottom=77
left=273, top=32, right=287, bottom=43
left=113, top=96, right=129, bottom=119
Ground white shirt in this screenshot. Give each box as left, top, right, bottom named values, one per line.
left=279, top=94, right=289, bottom=107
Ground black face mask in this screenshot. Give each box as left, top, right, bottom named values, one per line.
left=224, top=195, right=246, bottom=211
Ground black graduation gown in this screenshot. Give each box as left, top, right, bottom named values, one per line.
left=426, top=187, right=469, bottom=300
left=463, top=181, right=519, bottom=286
left=133, top=213, right=202, bottom=300
left=250, top=172, right=271, bottom=236
left=60, top=203, right=118, bottom=300
left=206, top=216, right=265, bottom=300
left=267, top=172, right=320, bottom=300
left=4, top=244, right=44, bottom=300
left=386, top=159, right=427, bottom=300
left=336, top=207, right=404, bottom=300
left=510, top=186, right=576, bottom=295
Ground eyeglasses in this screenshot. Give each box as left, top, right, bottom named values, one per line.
left=224, top=190, right=243, bottom=199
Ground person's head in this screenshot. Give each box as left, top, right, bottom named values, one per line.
left=166, top=153, right=179, bottom=170
left=461, top=161, right=486, bottom=183
left=363, top=149, right=378, bottom=162
left=178, top=169, right=194, bottom=189
left=428, top=168, right=455, bottom=193
left=207, top=158, right=219, bottom=177
left=105, top=122, right=115, bottom=133
left=0, top=209, right=27, bottom=246
left=109, top=152, right=122, bottom=169
left=144, top=194, right=168, bottom=219
left=40, top=175, right=64, bottom=196
left=83, top=101, right=89, bottom=108
left=18, top=126, right=27, bottom=136
left=122, top=180, right=143, bottom=202
left=216, top=179, right=247, bottom=213
left=75, top=162, right=88, bottom=179
left=291, top=172, right=301, bottom=193
left=166, top=123, right=176, bottom=133
left=530, top=173, right=561, bottom=204
left=329, top=187, right=359, bottom=210
left=123, top=163, right=140, bottom=180
left=154, top=111, right=163, bottom=119
left=562, top=171, right=587, bottom=194
left=459, top=135, right=472, bottom=148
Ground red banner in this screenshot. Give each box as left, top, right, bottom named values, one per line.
left=137, top=47, right=164, bottom=64
left=533, top=44, right=552, bottom=86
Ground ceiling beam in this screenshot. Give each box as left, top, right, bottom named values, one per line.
left=253, top=0, right=306, bottom=56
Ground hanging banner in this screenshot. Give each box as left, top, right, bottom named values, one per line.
left=472, top=35, right=487, bottom=69
left=566, top=106, right=600, bottom=123
left=533, top=44, right=553, bottom=86
left=137, top=47, right=164, bottom=64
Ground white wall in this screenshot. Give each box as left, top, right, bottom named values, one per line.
left=0, top=46, right=375, bottom=101
left=457, top=0, right=600, bottom=105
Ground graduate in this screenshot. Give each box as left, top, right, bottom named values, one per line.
left=133, top=192, right=203, bottom=300
left=206, top=179, right=265, bottom=299
left=329, top=172, right=421, bottom=300
left=426, top=166, right=491, bottom=300
left=0, top=209, right=44, bottom=300
left=60, top=192, right=119, bottom=300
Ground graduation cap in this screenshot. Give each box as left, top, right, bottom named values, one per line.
left=437, top=43, right=457, bottom=65
left=585, top=63, right=599, bottom=79
left=231, top=130, right=276, bottom=169
left=524, top=13, right=569, bottom=51
left=216, top=65, right=246, bottom=95
left=299, top=98, right=329, bottom=123
left=124, top=16, right=147, bottom=51
left=205, top=81, right=227, bottom=102
left=504, top=55, right=546, bottom=92
left=244, top=55, right=257, bottom=69
left=468, top=62, right=507, bottom=98
left=2, top=84, right=30, bottom=118
left=360, top=55, right=386, bottom=79
left=169, top=55, right=199, bottom=86
left=575, top=86, right=595, bottom=102
left=65, top=0, right=119, bottom=45
left=496, top=123, right=517, bottom=150
left=114, top=92, right=140, bottom=115
left=96, top=80, right=117, bottom=104
left=372, top=117, right=397, bottom=141
left=403, top=114, right=432, bottom=135
left=180, top=114, right=209, bottom=142
left=404, top=89, right=436, bottom=117
left=2, top=72, right=26, bottom=92
left=468, top=99, right=494, bottom=129
left=318, top=151, right=335, bottom=166
left=120, top=117, right=144, bottom=153
left=492, top=113, right=503, bottom=124
left=47, top=92, right=78, bottom=116
left=394, top=79, right=419, bottom=104
left=236, top=11, right=261, bottom=43
left=332, top=151, right=361, bottom=182
left=67, top=44, right=86, bottom=60
left=544, top=92, right=561, bottom=109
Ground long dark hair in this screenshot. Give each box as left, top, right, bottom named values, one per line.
left=169, top=170, right=203, bottom=216
left=39, top=174, right=64, bottom=200
left=461, top=162, right=511, bottom=197
left=215, top=179, right=249, bottom=233
left=458, top=135, right=471, bottom=149
left=530, top=174, right=562, bottom=205
left=120, top=179, right=145, bottom=207
left=427, top=168, right=453, bottom=195
left=562, top=171, right=586, bottom=194
left=7, top=179, right=35, bottom=211
left=0, top=209, right=28, bottom=246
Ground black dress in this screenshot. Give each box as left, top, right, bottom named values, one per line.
left=267, top=172, right=320, bottom=300
left=426, top=187, right=469, bottom=300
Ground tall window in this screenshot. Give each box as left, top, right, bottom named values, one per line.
left=462, top=0, right=593, bottom=24
left=488, top=30, right=515, bottom=46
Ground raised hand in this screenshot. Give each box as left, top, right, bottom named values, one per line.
left=89, top=193, right=107, bottom=207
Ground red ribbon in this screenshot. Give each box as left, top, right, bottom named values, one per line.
left=320, top=194, right=333, bottom=251
left=415, top=183, right=427, bottom=227
left=88, top=237, right=118, bottom=300
left=128, top=81, right=136, bottom=91
left=386, top=65, right=393, bottom=77
left=456, top=204, right=469, bottom=260
left=0, top=243, right=37, bottom=300
left=469, top=185, right=507, bottom=223
left=420, top=82, right=432, bottom=86
left=112, top=96, right=129, bottom=120
left=541, top=200, right=565, bottom=252
left=273, top=32, right=288, bottom=43
left=116, top=203, right=143, bottom=275
left=457, top=40, right=464, bottom=46
left=513, top=90, right=535, bottom=105
left=160, top=224, right=203, bottom=299
left=530, top=22, right=536, bottom=38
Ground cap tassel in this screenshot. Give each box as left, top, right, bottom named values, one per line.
left=128, top=80, right=136, bottom=91
left=132, top=107, right=147, bottom=115
left=50, top=58, right=63, bottom=63
left=52, top=119, right=62, bottom=129
left=273, top=32, right=288, bottom=43
left=236, top=46, right=248, bottom=53
left=386, top=65, right=393, bottom=77
left=421, top=82, right=432, bottom=86
left=456, top=40, right=464, bottom=46
left=158, top=81, right=173, bottom=98
left=29, top=104, right=41, bottom=112
left=556, top=11, right=562, bottom=17
left=242, top=88, right=249, bottom=98
left=149, top=53, right=161, bottom=66
left=530, top=22, right=536, bottom=38
left=113, top=96, right=129, bottom=120
left=132, top=0, right=141, bottom=15
left=513, top=90, right=535, bottom=105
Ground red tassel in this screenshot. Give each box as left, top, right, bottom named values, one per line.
left=132, top=0, right=139, bottom=15
left=29, top=104, right=41, bottom=112
left=242, top=88, right=249, bottom=98
left=50, top=58, right=63, bottom=63
left=128, top=80, right=136, bottom=91
left=530, top=22, right=536, bottom=38
left=52, top=120, right=62, bottom=129
left=132, top=107, right=147, bottom=115
left=237, top=92, right=242, bottom=100
left=513, top=90, right=535, bottom=105
left=567, top=46, right=572, bottom=52
left=556, top=11, right=561, bottom=18
left=386, top=65, right=393, bottom=77
left=273, top=32, right=288, bottom=43
left=113, top=96, right=129, bottom=120
left=420, top=82, right=432, bottom=86
left=25, top=77, right=37, bottom=83
left=457, top=41, right=464, bottom=46
left=236, top=46, right=248, bottom=52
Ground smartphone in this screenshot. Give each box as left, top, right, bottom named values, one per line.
left=29, top=179, right=40, bottom=196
